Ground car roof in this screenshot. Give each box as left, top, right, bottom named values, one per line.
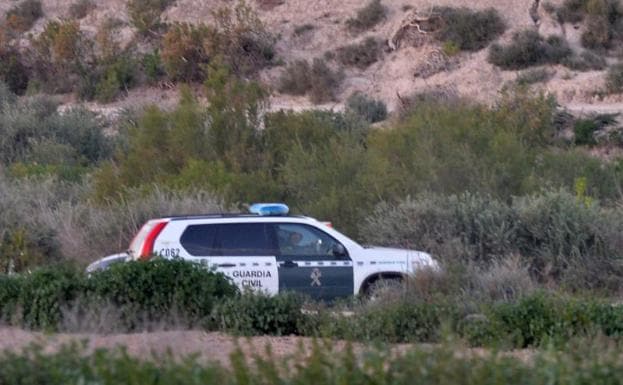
left=165, top=213, right=311, bottom=221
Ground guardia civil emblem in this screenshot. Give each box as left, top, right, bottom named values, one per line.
left=310, top=268, right=322, bottom=286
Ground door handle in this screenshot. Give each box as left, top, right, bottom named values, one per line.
left=280, top=261, right=298, bottom=268
left=217, top=263, right=236, bottom=268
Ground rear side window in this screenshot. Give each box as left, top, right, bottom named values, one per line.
left=180, top=223, right=276, bottom=256
left=180, top=224, right=218, bottom=256
left=216, top=223, right=276, bottom=256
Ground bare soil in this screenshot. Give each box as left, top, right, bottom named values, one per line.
left=0, top=327, right=534, bottom=366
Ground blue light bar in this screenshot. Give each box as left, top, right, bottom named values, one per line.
left=249, top=203, right=289, bottom=216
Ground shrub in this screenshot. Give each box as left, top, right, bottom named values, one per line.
left=345, top=93, right=388, bottom=123
left=435, top=7, right=506, bottom=51
left=606, top=63, right=623, bottom=93
left=68, top=0, right=96, bottom=19
left=277, top=59, right=312, bottom=95
left=94, top=54, right=137, bottom=102
left=359, top=190, right=623, bottom=290
left=142, top=49, right=165, bottom=83
left=211, top=1, right=276, bottom=76
left=309, top=58, right=342, bottom=103
left=29, top=20, right=93, bottom=94
left=574, top=118, right=599, bottom=144
left=161, top=23, right=213, bottom=82
left=335, top=37, right=382, bottom=69
left=516, top=68, right=554, bottom=85
left=278, top=58, right=342, bottom=103
left=127, top=0, right=174, bottom=34
left=0, top=48, right=29, bottom=95
left=211, top=292, right=306, bottom=335
left=562, top=50, right=607, bottom=70
left=6, top=0, right=43, bottom=32
left=293, top=23, right=315, bottom=36
left=0, top=261, right=238, bottom=330
left=488, top=30, right=572, bottom=70
left=346, top=0, right=386, bottom=33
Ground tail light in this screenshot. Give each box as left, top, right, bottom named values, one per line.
left=129, top=220, right=168, bottom=261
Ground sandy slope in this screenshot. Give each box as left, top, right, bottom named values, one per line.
left=3, top=0, right=622, bottom=114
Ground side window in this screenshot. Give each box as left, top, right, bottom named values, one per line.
left=215, top=223, right=276, bottom=256
left=276, top=223, right=346, bottom=260
left=180, top=224, right=218, bottom=256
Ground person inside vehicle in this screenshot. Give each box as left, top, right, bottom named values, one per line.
left=282, top=231, right=303, bottom=254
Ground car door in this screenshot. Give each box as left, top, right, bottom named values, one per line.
left=179, top=222, right=279, bottom=295
left=273, top=223, right=354, bottom=301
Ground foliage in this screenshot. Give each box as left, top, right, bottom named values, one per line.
left=0, top=48, right=29, bottom=95
left=346, top=0, right=386, bottom=33
left=127, top=0, right=174, bottom=35
left=161, top=23, right=214, bottom=82
left=211, top=292, right=306, bottom=335
left=488, top=30, right=571, bottom=70
left=335, top=37, right=382, bottom=69
left=210, top=0, right=276, bottom=76
left=309, top=58, right=342, bottom=103
left=435, top=7, right=506, bottom=51
left=606, top=63, right=623, bottom=93
left=550, top=0, right=623, bottom=49
left=360, top=189, right=623, bottom=290
left=277, top=58, right=342, bottom=103
left=29, top=20, right=93, bottom=94
left=516, top=68, right=554, bottom=85
left=562, top=50, right=607, bottom=71
left=68, top=0, right=96, bottom=19
left=345, top=92, right=388, bottom=123
left=277, top=59, right=311, bottom=95
left=5, top=0, right=43, bottom=33
left=0, top=261, right=238, bottom=330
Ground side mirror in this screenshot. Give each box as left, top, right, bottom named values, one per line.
left=332, top=244, right=347, bottom=258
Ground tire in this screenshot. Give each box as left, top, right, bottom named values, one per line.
left=364, top=277, right=405, bottom=302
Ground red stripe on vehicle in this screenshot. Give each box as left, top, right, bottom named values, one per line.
left=139, top=221, right=168, bottom=260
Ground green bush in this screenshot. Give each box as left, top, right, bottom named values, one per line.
left=346, top=93, right=388, bottom=123
left=211, top=292, right=306, bottom=335
left=606, top=63, right=623, bottom=93
left=161, top=23, right=213, bottom=82
left=0, top=260, right=238, bottom=330
left=6, top=0, right=43, bottom=32
left=277, top=59, right=312, bottom=95
left=0, top=339, right=620, bottom=385
left=346, top=0, right=386, bottom=33
left=309, top=58, right=342, bottom=103
left=562, top=50, right=607, bottom=71
left=488, top=30, right=571, bottom=70
left=87, top=260, right=238, bottom=329
left=335, top=37, right=382, bottom=69
left=574, top=118, right=600, bottom=145
left=360, top=190, right=623, bottom=290
left=127, top=0, right=174, bottom=34
left=142, top=49, right=165, bottom=83
left=278, top=58, right=342, bottom=103
left=0, top=48, right=29, bottom=95
left=435, top=7, right=506, bottom=51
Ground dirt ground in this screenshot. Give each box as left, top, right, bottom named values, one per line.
left=0, top=327, right=534, bottom=366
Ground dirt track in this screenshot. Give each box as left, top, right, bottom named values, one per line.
left=0, top=327, right=535, bottom=366
left=0, top=327, right=363, bottom=365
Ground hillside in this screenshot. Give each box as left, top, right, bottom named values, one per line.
left=1, top=0, right=622, bottom=117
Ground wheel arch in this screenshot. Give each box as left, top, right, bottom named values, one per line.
left=358, top=272, right=408, bottom=295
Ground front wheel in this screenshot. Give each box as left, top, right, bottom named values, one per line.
left=364, top=277, right=405, bottom=302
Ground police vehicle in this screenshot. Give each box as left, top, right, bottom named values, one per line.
left=87, top=204, right=438, bottom=300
